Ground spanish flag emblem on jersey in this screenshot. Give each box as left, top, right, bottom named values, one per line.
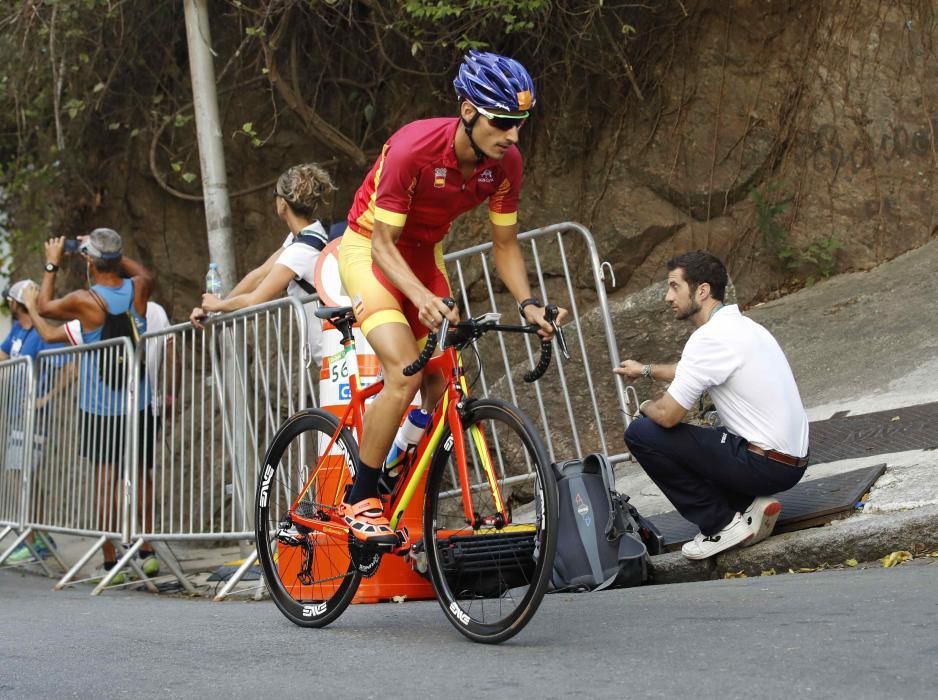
left=434, top=167, right=446, bottom=188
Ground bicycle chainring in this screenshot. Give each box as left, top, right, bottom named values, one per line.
left=348, top=533, right=382, bottom=578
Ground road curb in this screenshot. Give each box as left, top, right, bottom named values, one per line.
left=647, top=505, right=938, bottom=584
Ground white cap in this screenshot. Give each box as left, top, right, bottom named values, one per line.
left=5, top=280, right=38, bottom=305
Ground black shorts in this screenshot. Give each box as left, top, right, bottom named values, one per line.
left=79, top=410, right=161, bottom=467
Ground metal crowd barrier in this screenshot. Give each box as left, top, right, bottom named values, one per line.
left=1, top=222, right=628, bottom=599
left=122, top=296, right=312, bottom=597
left=443, top=222, right=631, bottom=471
left=0, top=357, right=41, bottom=568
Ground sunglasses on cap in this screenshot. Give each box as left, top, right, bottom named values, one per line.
left=473, top=104, right=529, bottom=131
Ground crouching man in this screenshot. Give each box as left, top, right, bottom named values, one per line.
left=615, top=251, right=809, bottom=560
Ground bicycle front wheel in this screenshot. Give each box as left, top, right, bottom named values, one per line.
left=255, top=408, right=361, bottom=627
left=423, top=398, right=558, bottom=644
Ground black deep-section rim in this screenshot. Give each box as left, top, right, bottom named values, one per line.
left=255, top=408, right=361, bottom=628
left=423, top=398, right=558, bottom=644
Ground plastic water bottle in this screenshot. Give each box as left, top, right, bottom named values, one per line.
left=205, top=263, right=223, bottom=296
left=380, top=408, right=431, bottom=487
left=205, top=263, right=223, bottom=316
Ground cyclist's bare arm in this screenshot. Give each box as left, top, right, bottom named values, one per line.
left=490, top=223, right=568, bottom=336
left=371, top=219, right=458, bottom=330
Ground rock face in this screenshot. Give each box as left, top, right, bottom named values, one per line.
left=522, top=0, right=938, bottom=304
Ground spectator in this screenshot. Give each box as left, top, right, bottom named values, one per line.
left=37, top=229, right=155, bottom=583
left=190, top=163, right=336, bottom=368
left=1, top=280, right=65, bottom=563
left=27, top=285, right=175, bottom=577
left=616, top=251, right=809, bottom=560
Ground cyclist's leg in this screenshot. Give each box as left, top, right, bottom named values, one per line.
left=408, top=241, right=451, bottom=413
left=337, top=231, right=422, bottom=544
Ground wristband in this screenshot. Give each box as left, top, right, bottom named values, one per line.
left=639, top=399, right=652, bottom=416
left=518, top=297, right=543, bottom=317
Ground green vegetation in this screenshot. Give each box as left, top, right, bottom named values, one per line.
left=752, top=187, right=843, bottom=284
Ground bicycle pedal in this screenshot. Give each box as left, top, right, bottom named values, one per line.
left=396, top=526, right=410, bottom=548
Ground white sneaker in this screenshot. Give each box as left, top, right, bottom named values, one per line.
left=741, top=497, right=782, bottom=547
left=681, top=512, right=753, bottom=560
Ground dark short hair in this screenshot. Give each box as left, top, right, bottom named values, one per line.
left=91, top=256, right=122, bottom=274
left=666, top=251, right=727, bottom=302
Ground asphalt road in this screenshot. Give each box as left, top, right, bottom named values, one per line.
left=2, top=562, right=937, bottom=699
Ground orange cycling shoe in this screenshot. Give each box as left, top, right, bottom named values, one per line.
left=341, top=498, right=399, bottom=547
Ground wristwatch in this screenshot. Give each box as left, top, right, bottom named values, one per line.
left=518, top=297, right=543, bottom=317
left=44, top=262, right=59, bottom=273
left=641, top=364, right=652, bottom=379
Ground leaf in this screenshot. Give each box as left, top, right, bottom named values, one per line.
left=391, top=595, right=407, bottom=603
left=107, top=122, right=121, bottom=130
left=845, top=559, right=858, bottom=567
left=760, top=568, right=776, bottom=576
left=170, top=161, right=182, bottom=173
left=181, top=172, right=197, bottom=183
left=130, top=128, right=140, bottom=138
left=93, top=82, right=106, bottom=93
left=723, top=570, right=747, bottom=579
left=241, top=122, right=254, bottom=134
left=881, top=550, right=912, bottom=568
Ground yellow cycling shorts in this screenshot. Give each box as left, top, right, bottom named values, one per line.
left=337, top=229, right=451, bottom=340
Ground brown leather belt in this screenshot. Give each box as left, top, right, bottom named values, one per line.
left=746, top=444, right=809, bottom=468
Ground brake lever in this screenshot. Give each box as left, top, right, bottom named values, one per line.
left=544, top=304, right=571, bottom=361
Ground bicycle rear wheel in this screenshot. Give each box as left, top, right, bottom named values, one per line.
left=255, top=408, right=361, bottom=627
left=423, top=398, right=558, bottom=643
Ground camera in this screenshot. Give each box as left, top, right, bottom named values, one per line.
left=63, top=239, right=81, bottom=254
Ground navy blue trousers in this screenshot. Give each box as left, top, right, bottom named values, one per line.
left=624, top=417, right=805, bottom=536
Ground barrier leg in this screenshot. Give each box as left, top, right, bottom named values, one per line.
left=151, top=541, right=199, bottom=595
left=0, top=528, right=30, bottom=566
left=55, top=535, right=107, bottom=590
left=0, top=525, right=12, bottom=546
left=91, top=538, right=158, bottom=595
left=212, top=548, right=259, bottom=602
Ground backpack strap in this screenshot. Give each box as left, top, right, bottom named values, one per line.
left=287, top=231, right=326, bottom=295
left=584, top=453, right=624, bottom=541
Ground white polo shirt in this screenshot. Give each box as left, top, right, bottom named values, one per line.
left=667, top=304, right=809, bottom=458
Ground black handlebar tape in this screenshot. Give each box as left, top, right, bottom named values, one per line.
left=523, top=339, right=553, bottom=383
left=404, top=330, right=437, bottom=376
left=402, top=298, right=455, bottom=377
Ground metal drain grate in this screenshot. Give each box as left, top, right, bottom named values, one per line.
left=647, top=464, right=886, bottom=548
left=809, top=402, right=938, bottom=465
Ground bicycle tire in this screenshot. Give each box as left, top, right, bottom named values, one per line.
left=255, top=408, right=361, bottom=627
left=423, top=397, right=558, bottom=643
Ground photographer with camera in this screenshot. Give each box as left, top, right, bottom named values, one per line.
left=37, top=228, right=159, bottom=582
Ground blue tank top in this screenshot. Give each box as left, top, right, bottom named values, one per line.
left=79, top=280, right=149, bottom=416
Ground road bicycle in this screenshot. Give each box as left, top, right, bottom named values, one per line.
left=255, top=300, right=566, bottom=643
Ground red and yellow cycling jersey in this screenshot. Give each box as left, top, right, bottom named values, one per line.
left=346, top=117, right=523, bottom=245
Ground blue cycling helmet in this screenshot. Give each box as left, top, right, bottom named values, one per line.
left=453, top=50, right=536, bottom=113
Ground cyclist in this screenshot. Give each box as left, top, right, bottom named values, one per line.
left=337, top=50, right=567, bottom=545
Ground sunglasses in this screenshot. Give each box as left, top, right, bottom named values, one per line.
left=473, top=104, right=529, bottom=131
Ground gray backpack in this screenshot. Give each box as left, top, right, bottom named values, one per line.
left=551, top=453, right=663, bottom=591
